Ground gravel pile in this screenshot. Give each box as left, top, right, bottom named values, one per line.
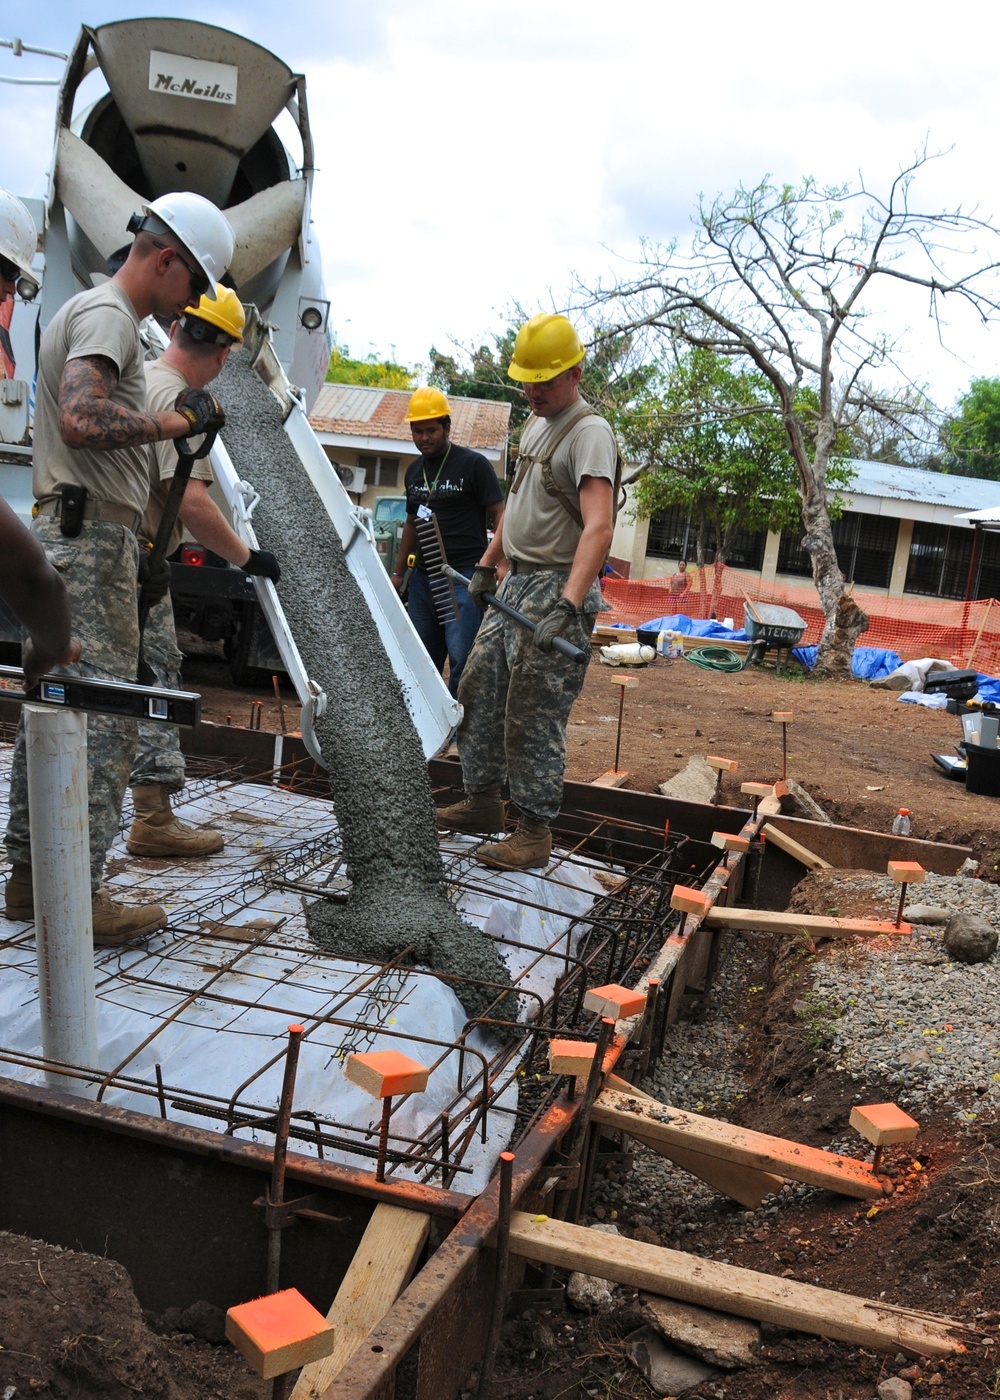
left=807, top=870, right=1000, bottom=1118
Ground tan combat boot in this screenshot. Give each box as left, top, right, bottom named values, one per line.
left=91, top=887, right=167, bottom=947
left=3, top=863, right=34, bottom=919
left=475, top=814, right=552, bottom=872
left=127, top=785, right=224, bottom=858
left=435, top=787, right=505, bottom=835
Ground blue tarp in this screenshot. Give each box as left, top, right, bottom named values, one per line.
left=791, top=645, right=903, bottom=681
left=625, top=615, right=750, bottom=641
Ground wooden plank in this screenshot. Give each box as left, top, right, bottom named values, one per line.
left=507, top=1213, right=971, bottom=1358
left=290, top=1204, right=430, bottom=1400
left=762, top=822, right=832, bottom=872
left=757, top=795, right=783, bottom=816
left=703, top=908, right=911, bottom=939
left=592, top=1085, right=881, bottom=1199
left=606, top=1076, right=782, bottom=1208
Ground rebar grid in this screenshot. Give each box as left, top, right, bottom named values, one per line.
left=0, top=743, right=722, bottom=1187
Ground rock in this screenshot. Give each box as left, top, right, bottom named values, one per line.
left=566, top=1223, right=619, bottom=1312
left=638, top=1293, right=759, bottom=1367
left=178, top=1299, right=227, bottom=1344
left=903, top=905, right=951, bottom=926
left=631, top=1225, right=661, bottom=1247
left=625, top=1325, right=719, bottom=1394
left=877, top=1379, right=912, bottom=1400
left=658, top=755, right=717, bottom=804
left=944, top=911, right=998, bottom=964
left=958, top=857, right=980, bottom=877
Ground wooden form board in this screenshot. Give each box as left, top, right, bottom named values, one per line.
left=761, top=823, right=832, bottom=872
left=592, top=1085, right=881, bottom=1199
left=703, top=908, right=911, bottom=939
left=507, top=1212, right=971, bottom=1358
left=606, top=1075, right=782, bottom=1208
left=289, top=1203, right=430, bottom=1400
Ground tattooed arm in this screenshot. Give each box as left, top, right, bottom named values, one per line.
left=57, top=356, right=190, bottom=450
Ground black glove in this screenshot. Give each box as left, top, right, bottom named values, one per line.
left=532, top=597, right=578, bottom=653
left=467, top=564, right=497, bottom=610
left=174, top=388, right=226, bottom=436
left=137, top=550, right=171, bottom=605
left=244, top=548, right=281, bottom=583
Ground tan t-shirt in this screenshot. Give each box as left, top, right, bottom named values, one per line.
left=33, top=281, right=150, bottom=516
left=141, top=358, right=214, bottom=553
left=503, top=400, right=617, bottom=567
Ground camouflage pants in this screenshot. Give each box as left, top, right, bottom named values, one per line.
left=129, top=591, right=186, bottom=792
left=456, top=570, right=602, bottom=824
left=5, top=518, right=140, bottom=890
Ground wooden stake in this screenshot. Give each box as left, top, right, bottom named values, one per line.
left=968, top=597, right=994, bottom=670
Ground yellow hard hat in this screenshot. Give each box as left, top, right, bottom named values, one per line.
left=507, top=313, right=585, bottom=383
left=179, top=284, right=245, bottom=345
left=406, top=386, right=451, bottom=422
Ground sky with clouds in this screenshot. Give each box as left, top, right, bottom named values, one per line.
left=3, top=1, right=1000, bottom=407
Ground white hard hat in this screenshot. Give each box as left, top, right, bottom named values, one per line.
left=141, top=192, right=234, bottom=299
left=0, top=189, right=39, bottom=290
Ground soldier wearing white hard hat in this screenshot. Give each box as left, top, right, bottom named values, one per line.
left=2, top=191, right=236, bottom=946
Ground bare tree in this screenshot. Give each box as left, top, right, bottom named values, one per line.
left=578, top=150, right=1000, bottom=675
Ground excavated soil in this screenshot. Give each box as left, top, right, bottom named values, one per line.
left=6, top=651, right=1000, bottom=1398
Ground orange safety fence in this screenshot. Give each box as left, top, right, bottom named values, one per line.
left=601, top=565, right=1000, bottom=677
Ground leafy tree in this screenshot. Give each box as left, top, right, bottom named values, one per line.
left=627, top=349, right=853, bottom=602
left=326, top=344, right=417, bottom=390
left=939, top=378, right=1000, bottom=480
left=578, top=152, right=1000, bottom=676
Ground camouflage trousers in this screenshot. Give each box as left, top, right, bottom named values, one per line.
left=5, top=518, right=140, bottom=890
left=456, top=569, right=603, bottom=824
left=129, top=591, right=186, bottom=792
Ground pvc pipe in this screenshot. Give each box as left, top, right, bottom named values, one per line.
left=25, top=704, right=98, bottom=1097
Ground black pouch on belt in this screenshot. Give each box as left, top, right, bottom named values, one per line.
left=58, top=483, right=88, bottom=538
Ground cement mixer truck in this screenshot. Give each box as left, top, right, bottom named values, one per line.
left=0, top=18, right=460, bottom=761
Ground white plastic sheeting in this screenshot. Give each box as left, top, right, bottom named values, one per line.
left=0, top=772, right=607, bottom=1193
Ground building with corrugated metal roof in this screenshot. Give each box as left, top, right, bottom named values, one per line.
left=611, top=459, right=1000, bottom=601
left=308, top=384, right=510, bottom=513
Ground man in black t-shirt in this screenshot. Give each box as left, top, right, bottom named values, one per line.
left=391, top=388, right=504, bottom=697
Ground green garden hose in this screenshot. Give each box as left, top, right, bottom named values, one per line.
left=684, top=645, right=745, bottom=672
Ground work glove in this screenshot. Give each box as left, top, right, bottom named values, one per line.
left=174, top=388, right=226, bottom=436
left=467, top=564, right=497, bottom=610
left=532, top=597, right=578, bottom=653
left=137, top=550, right=172, bottom=605
left=244, top=548, right=281, bottom=583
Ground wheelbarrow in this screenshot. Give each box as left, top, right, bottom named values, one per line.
left=742, top=602, right=807, bottom=674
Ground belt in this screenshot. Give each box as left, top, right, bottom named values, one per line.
left=34, top=497, right=141, bottom=534
left=508, top=558, right=564, bottom=575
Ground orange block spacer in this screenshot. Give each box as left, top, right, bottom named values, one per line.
left=849, top=1103, right=920, bottom=1147
left=711, top=831, right=750, bottom=852
left=707, top=755, right=739, bottom=772
left=226, top=1288, right=335, bottom=1380
left=610, top=672, right=640, bottom=688
left=670, top=885, right=710, bottom=916
left=345, top=1050, right=430, bottom=1098
left=583, top=982, right=647, bottom=1020
left=887, top=860, right=927, bottom=884
left=740, top=781, right=776, bottom=797
left=548, top=1038, right=597, bottom=1076
left=771, top=711, right=794, bottom=722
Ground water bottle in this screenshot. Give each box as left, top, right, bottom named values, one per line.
left=891, top=808, right=911, bottom=837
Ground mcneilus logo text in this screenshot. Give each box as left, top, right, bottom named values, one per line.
left=152, top=72, right=235, bottom=103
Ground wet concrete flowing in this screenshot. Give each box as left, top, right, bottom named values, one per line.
left=215, top=351, right=513, bottom=1026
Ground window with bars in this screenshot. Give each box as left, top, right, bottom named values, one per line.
left=646, top=506, right=766, bottom=569
left=357, top=454, right=400, bottom=489
left=905, top=522, right=974, bottom=598
left=779, top=511, right=898, bottom=587
left=976, top=532, right=1000, bottom=600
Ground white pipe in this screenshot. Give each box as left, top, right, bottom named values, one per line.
left=25, top=704, right=98, bottom=1097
